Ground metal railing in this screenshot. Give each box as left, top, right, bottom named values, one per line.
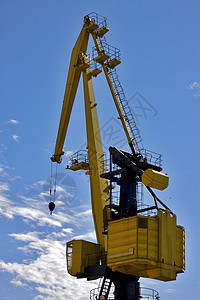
left=140, top=149, right=162, bottom=168
left=137, top=204, right=158, bottom=216
left=90, top=286, right=160, bottom=300
left=92, top=42, right=121, bottom=62
left=108, top=67, right=143, bottom=153
left=84, top=12, right=108, bottom=28
left=140, top=287, right=160, bottom=299
left=70, top=150, right=89, bottom=166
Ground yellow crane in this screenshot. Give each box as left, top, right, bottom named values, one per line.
left=51, top=13, right=185, bottom=300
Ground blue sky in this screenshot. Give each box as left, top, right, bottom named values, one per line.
left=0, top=0, right=200, bottom=299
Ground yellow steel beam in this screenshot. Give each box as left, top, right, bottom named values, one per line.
left=51, top=26, right=89, bottom=163
left=83, top=67, right=109, bottom=250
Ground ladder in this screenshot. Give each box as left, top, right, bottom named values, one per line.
left=108, top=67, right=143, bottom=153
left=98, top=276, right=112, bottom=299
left=92, top=24, right=143, bottom=154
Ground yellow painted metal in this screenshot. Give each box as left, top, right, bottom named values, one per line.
left=92, top=33, right=138, bottom=154
left=103, top=206, right=112, bottom=231
left=93, top=53, right=110, bottom=63
left=96, top=26, right=109, bottom=38
left=50, top=26, right=89, bottom=163
left=51, top=16, right=185, bottom=285
left=86, top=20, right=99, bottom=32
left=69, top=161, right=89, bottom=171
left=83, top=67, right=109, bottom=250
left=90, top=68, right=102, bottom=77
left=51, top=18, right=109, bottom=251
left=176, top=225, right=185, bottom=273
left=77, top=52, right=90, bottom=71
left=141, top=169, right=169, bottom=191
left=66, top=240, right=101, bottom=276
left=105, top=58, right=121, bottom=69
left=107, top=210, right=185, bottom=281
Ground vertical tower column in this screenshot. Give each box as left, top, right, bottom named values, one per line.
left=112, top=273, right=140, bottom=300
left=82, top=67, right=109, bottom=250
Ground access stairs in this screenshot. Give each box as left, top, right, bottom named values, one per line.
left=90, top=276, right=113, bottom=300
left=99, top=277, right=113, bottom=299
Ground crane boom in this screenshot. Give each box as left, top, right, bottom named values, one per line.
left=51, top=18, right=109, bottom=249
left=51, top=26, right=89, bottom=163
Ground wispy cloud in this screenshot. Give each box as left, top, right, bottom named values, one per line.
left=189, top=82, right=200, bottom=89
left=10, top=279, right=27, bottom=287
left=164, top=288, right=177, bottom=294
left=0, top=226, right=98, bottom=299
left=188, top=82, right=200, bottom=97
left=64, top=150, right=73, bottom=157
left=7, top=119, right=19, bottom=124
left=0, top=202, right=96, bottom=298
left=12, top=134, right=19, bottom=142
left=73, top=230, right=96, bottom=242
left=0, top=172, right=92, bottom=227
left=0, top=163, right=97, bottom=299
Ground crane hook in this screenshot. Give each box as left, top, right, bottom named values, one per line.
left=48, top=201, right=55, bottom=214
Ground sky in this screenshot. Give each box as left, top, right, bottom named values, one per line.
left=0, top=0, right=200, bottom=299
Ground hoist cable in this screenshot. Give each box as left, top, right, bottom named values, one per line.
left=49, top=162, right=53, bottom=202
left=53, top=163, right=58, bottom=202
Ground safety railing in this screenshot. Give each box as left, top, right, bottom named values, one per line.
left=70, top=150, right=89, bottom=166
left=137, top=204, right=158, bottom=217
left=110, top=191, right=157, bottom=217
left=140, top=149, right=162, bottom=168
left=84, top=12, right=108, bottom=28
left=92, top=42, right=121, bottom=63
left=90, top=286, right=160, bottom=300
left=140, top=287, right=160, bottom=299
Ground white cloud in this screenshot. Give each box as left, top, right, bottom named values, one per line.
left=164, top=288, right=177, bottom=294
left=0, top=182, right=16, bottom=219
left=73, top=230, right=96, bottom=242
left=0, top=177, right=93, bottom=229
left=189, top=82, right=200, bottom=89
left=64, top=150, right=73, bottom=157
left=0, top=182, right=10, bottom=192
left=0, top=171, right=97, bottom=299
left=9, top=175, right=22, bottom=181
left=188, top=82, right=200, bottom=97
left=0, top=229, right=98, bottom=300
left=10, top=279, right=27, bottom=287
left=7, top=119, right=19, bottom=124
left=62, top=228, right=74, bottom=234
left=12, top=134, right=19, bottom=142
left=9, top=231, right=42, bottom=243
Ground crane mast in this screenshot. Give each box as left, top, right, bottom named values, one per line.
left=50, top=13, right=185, bottom=300
left=82, top=66, right=109, bottom=248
